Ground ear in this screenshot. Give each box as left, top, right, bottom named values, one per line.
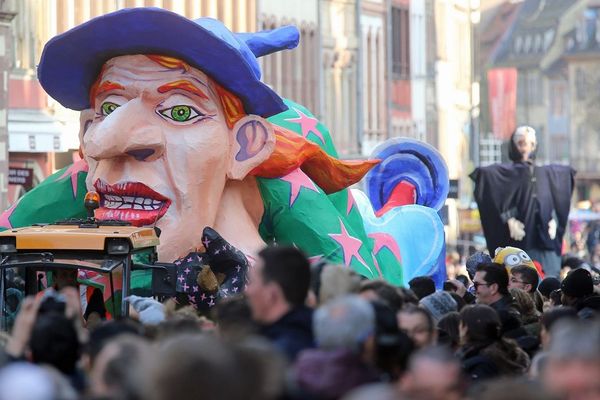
left=78, top=109, right=95, bottom=158
left=227, top=115, right=275, bottom=180
left=490, top=283, right=499, bottom=295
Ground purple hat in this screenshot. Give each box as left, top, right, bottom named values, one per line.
left=38, top=7, right=299, bottom=117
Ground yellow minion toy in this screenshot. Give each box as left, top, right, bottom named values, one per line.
left=493, top=246, right=536, bottom=270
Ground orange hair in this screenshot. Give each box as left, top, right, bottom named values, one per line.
left=89, top=54, right=378, bottom=193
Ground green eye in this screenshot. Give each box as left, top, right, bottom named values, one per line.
left=159, top=105, right=201, bottom=122
left=101, top=101, right=120, bottom=116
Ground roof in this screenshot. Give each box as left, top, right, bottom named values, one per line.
left=480, top=1, right=523, bottom=65
left=493, top=0, right=577, bottom=68
left=0, top=224, right=159, bottom=252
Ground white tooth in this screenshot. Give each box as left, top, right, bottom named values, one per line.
left=118, top=203, right=132, bottom=210
left=124, top=196, right=134, bottom=203
left=133, top=204, right=143, bottom=210
left=143, top=198, right=151, bottom=205
left=152, top=200, right=161, bottom=206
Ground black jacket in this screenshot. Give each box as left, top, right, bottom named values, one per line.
left=260, top=306, right=315, bottom=362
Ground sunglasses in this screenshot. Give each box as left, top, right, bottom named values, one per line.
left=473, top=281, right=491, bottom=289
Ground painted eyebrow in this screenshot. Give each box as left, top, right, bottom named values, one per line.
left=95, top=81, right=126, bottom=97
left=157, top=80, right=209, bottom=100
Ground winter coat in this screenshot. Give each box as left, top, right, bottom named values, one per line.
left=458, top=339, right=530, bottom=382
left=260, top=306, right=314, bottom=362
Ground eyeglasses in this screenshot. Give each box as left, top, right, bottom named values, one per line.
left=473, top=281, right=491, bottom=289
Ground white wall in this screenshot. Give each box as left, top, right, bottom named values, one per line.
left=259, top=0, right=318, bottom=23
left=410, top=0, right=427, bottom=141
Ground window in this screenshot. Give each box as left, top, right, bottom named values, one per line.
left=392, top=6, right=410, bottom=78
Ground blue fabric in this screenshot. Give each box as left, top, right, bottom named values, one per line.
left=353, top=189, right=445, bottom=286
left=365, top=137, right=449, bottom=212
left=37, top=7, right=299, bottom=117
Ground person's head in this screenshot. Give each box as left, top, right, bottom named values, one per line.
left=29, top=313, right=80, bottom=375
left=313, top=295, right=375, bottom=354
left=90, top=335, right=154, bottom=400
left=408, top=276, right=436, bottom=300
left=370, top=301, right=415, bottom=379
left=509, top=125, right=537, bottom=162
left=539, top=306, right=577, bottom=350
left=212, top=295, right=257, bottom=340
left=560, top=268, right=594, bottom=306
left=359, top=280, right=404, bottom=312
left=437, top=311, right=461, bottom=351
left=474, top=262, right=509, bottom=305
left=246, top=246, right=310, bottom=323
left=314, top=264, right=362, bottom=305
left=81, top=54, right=276, bottom=262
left=459, top=304, right=501, bottom=346
left=146, top=334, right=243, bottom=400
left=509, top=265, right=539, bottom=294
left=473, top=378, right=558, bottom=400
left=543, top=319, right=600, bottom=400
left=418, top=291, right=457, bottom=323
left=509, top=287, right=539, bottom=321
left=52, top=268, right=78, bottom=290
left=400, top=346, right=465, bottom=400
left=83, top=319, right=143, bottom=370
left=538, top=277, right=560, bottom=309
left=397, top=305, right=436, bottom=349
left=466, top=251, right=492, bottom=280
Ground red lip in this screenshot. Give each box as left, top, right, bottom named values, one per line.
left=94, top=179, right=171, bottom=226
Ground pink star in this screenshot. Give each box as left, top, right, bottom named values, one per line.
left=202, top=237, right=210, bottom=249
left=57, top=159, right=89, bottom=199
left=280, top=169, right=319, bottom=207
left=187, top=257, right=193, bottom=262
left=329, top=218, right=371, bottom=273
left=346, top=191, right=355, bottom=215
left=201, top=293, right=206, bottom=301
left=177, top=275, right=185, bottom=283
left=0, top=198, right=20, bottom=229
left=183, top=282, right=189, bottom=292
left=193, top=285, right=199, bottom=293
left=184, top=268, right=191, bottom=274
left=285, top=107, right=325, bottom=144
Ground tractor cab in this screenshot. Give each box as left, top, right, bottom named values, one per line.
left=0, top=192, right=176, bottom=331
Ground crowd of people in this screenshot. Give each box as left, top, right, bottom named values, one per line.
left=0, top=246, right=599, bottom=400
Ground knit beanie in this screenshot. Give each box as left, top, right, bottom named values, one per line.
left=561, top=268, right=594, bottom=298
left=419, top=291, right=457, bottom=322
left=466, top=252, right=492, bottom=280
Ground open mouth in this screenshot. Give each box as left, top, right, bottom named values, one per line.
left=94, top=179, right=171, bottom=226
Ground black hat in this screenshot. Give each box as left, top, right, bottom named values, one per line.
left=561, top=268, right=594, bottom=298
left=538, top=277, right=561, bottom=298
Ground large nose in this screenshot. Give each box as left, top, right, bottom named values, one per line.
left=84, top=98, right=165, bottom=162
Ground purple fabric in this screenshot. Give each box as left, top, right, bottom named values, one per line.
left=294, top=348, right=378, bottom=399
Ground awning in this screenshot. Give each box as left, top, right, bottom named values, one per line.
left=8, top=109, right=68, bottom=153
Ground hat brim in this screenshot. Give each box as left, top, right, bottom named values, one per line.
left=37, top=7, right=287, bottom=117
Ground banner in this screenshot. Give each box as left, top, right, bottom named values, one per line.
left=488, top=68, right=517, bottom=140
